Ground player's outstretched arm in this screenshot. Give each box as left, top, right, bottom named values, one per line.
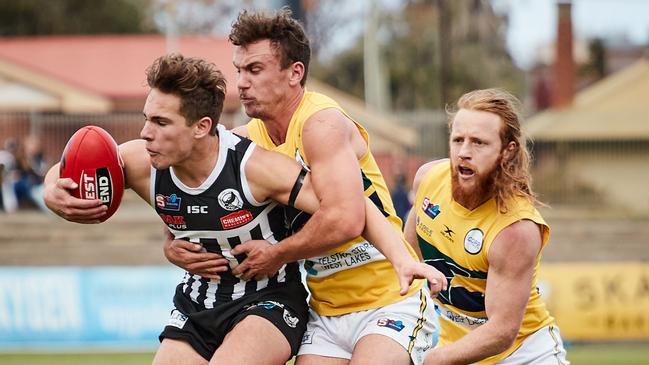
left=423, top=219, right=542, bottom=365
left=360, top=197, right=447, bottom=296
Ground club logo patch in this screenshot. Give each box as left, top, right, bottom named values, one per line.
left=156, top=193, right=181, bottom=211
left=464, top=228, right=484, bottom=254
left=377, top=318, right=405, bottom=332
left=421, top=197, right=441, bottom=220
left=218, top=189, right=244, bottom=211
left=283, top=309, right=299, bottom=328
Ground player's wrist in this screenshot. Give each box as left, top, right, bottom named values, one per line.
left=269, top=241, right=289, bottom=264
left=390, top=250, right=416, bottom=272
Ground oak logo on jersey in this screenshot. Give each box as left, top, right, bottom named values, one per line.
left=156, top=193, right=181, bottom=211
left=159, top=213, right=187, bottom=229
left=421, top=197, right=441, bottom=220
left=377, top=318, right=405, bottom=332
left=220, top=210, right=253, bottom=229
left=464, top=228, right=484, bottom=254
left=218, top=189, right=244, bottom=211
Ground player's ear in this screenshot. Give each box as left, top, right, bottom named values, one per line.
left=503, top=141, right=517, bottom=161
left=288, top=61, right=305, bottom=86
left=194, top=117, right=213, bottom=138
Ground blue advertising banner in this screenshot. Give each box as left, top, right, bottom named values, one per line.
left=0, top=266, right=182, bottom=350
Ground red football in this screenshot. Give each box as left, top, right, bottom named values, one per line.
left=59, top=126, right=125, bottom=222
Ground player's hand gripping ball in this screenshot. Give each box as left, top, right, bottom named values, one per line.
left=59, top=126, right=125, bottom=222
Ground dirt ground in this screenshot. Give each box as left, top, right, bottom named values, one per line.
left=1, top=190, right=648, bottom=265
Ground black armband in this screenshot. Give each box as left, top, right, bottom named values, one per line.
left=288, top=167, right=308, bottom=207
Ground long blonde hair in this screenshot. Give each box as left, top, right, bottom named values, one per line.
left=448, top=88, right=539, bottom=212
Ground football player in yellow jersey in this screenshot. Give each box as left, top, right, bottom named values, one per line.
left=405, top=89, right=569, bottom=365
left=165, top=8, right=445, bottom=365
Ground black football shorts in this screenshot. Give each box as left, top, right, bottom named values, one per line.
left=159, top=280, right=308, bottom=361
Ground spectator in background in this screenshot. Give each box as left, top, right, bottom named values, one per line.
left=0, top=138, right=18, bottom=212
left=13, top=135, right=47, bottom=210
left=391, top=173, right=412, bottom=225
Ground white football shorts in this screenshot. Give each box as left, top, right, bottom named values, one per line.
left=496, top=325, right=570, bottom=365
left=297, top=288, right=439, bottom=365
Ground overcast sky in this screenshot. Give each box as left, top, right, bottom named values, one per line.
left=492, top=0, right=649, bottom=69
left=217, top=0, right=649, bottom=70
left=319, top=0, right=649, bottom=69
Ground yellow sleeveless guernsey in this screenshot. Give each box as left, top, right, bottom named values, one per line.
left=414, top=161, right=554, bottom=364
left=247, top=90, right=423, bottom=316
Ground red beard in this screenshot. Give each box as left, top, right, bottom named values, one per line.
left=451, top=160, right=499, bottom=210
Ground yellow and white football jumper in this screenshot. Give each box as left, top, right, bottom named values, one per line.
left=414, top=161, right=555, bottom=364
left=247, top=90, right=423, bottom=316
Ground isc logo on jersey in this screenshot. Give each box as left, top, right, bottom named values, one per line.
left=187, top=205, right=208, bottom=214
left=80, top=168, right=113, bottom=205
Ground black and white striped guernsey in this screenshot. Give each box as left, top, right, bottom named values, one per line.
left=150, top=125, right=300, bottom=309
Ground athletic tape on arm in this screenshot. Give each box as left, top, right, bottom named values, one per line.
left=288, top=167, right=308, bottom=207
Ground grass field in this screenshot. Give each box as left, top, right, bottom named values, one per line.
left=0, top=344, right=647, bottom=365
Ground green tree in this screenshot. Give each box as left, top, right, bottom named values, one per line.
left=581, top=38, right=607, bottom=80
left=0, top=0, right=155, bottom=36
left=313, top=0, right=524, bottom=111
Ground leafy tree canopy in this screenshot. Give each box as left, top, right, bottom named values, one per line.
left=312, top=1, right=524, bottom=111
left=0, top=0, right=155, bottom=36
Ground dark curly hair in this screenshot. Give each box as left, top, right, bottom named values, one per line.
left=146, top=53, right=226, bottom=136
left=229, top=8, right=311, bottom=86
